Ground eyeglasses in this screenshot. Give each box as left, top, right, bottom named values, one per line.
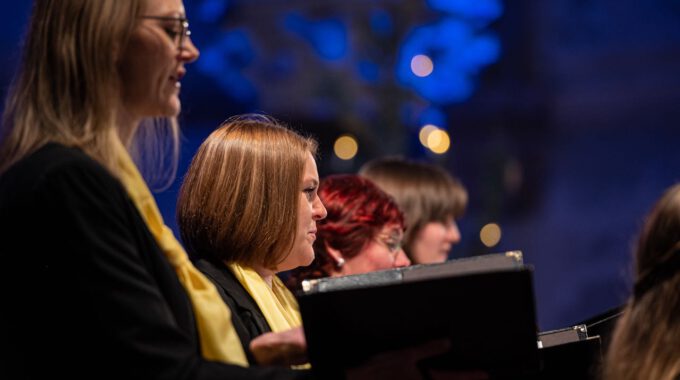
left=375, top=232, right=403, bottom=256
left=140, top=15, right=191, bottom=49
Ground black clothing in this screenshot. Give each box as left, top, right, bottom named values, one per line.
left=195, top=258, right=272, bottom=364
left=0, top=144, right=308, bottom=380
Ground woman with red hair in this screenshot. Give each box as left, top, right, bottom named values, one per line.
left=288, top=174, right=410, bottom=289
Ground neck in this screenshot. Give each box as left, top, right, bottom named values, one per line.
left=330, top=267, right=348, bottom=277
left=116, top=108, right=141, bottom=147
left=252, top=266, right=275, bottom=288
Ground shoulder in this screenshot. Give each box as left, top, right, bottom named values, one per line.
left=0, top=143, right=132, bottom=236
left=195, top=259, right=272, bottom=363
left=0, top=143, right=120, bottom=199
left=195, top=259, right=252, bottom=305
left=195, top=259, right=271, bottom=329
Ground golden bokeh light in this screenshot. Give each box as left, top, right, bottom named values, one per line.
left=334, top=135, right=359, bottom=160
left=418, top=124, right=439, bottom=147
left=480, top=223, right=502, bottom=247
left=427, top=129, right=450, bottom=154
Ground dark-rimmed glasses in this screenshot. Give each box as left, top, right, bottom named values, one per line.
left=140, top=15, right=191, bottom=49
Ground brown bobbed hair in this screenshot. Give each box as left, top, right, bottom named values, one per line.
left=604, top=184, right=680, bottom=380
left=359, top=157, right=467, bottom=261
left=177, top=114, right=318, bottom=270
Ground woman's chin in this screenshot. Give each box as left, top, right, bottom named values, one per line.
left=297, top=249, right=316, bottom=268
left=155, top=95, right=181, bottom=118
left=165, top=98, right=181, bottom=117
left=302, top=252, right=315, bottom=267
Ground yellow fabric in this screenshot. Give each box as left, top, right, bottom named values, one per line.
left=228, top=264, right=302, bottom=332
left=113, top=139, right=248, bottom=366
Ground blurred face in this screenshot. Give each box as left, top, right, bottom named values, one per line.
left=277, top=153, right=327, bottom=272
left=410, top=217, right=461, bottom=264
left=344, top=223, right=410, bottom=275
left=118, top=0, right=199, bottom=120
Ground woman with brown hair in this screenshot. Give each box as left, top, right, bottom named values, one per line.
left=177, top=114, right=327, bottom=365
left=359, top=157, right=468, bottom=264
left=603, top=184, right=680, bottom=380
left=0, top=0, right=309, bottom=378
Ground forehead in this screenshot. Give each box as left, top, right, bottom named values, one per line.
left=303, top=152, right=318, bottom=178
left=143, top=0, right=185, bottom=15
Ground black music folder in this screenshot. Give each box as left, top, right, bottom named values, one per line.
left=297, top=252, right=540, bottom=379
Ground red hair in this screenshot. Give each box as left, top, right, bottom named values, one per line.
left=287, top=174, right=404, bottom=289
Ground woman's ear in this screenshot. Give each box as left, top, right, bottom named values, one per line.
left=324, top=242, right=345, bottom=272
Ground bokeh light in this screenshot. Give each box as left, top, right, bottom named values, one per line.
left=396, top=19, right=501, bottom=104
left=411, top=54, right=434, bottom=77
left=418, top=124, right=439, bottom=147
left=334, top=135, right=359, bottom=160
left=480, top=223, right=502, bottom=247
left=427, top=129, right=451, bottom=154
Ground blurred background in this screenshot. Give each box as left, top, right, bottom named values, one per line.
left=3, top=0, right=680, bottom=331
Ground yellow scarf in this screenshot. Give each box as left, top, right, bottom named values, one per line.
left=228, top=264, right=302, bottom=332
left=113, top=139, right=248, bottom=366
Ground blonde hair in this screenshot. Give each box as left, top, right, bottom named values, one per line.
left=359, top=157, right=467, bottom=260
left=0, top=0, right=179, bottom=187
left=177, top=114, right=318, bottom=269
left=604, top=184, right=680, bottom=380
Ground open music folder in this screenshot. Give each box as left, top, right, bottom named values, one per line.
left=297, top=251, right=541, bottom=379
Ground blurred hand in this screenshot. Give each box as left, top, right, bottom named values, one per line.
left=249, top=327, right=308, bottom=366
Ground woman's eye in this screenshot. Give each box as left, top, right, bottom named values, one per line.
left=304, top=188, right=315, bottom=200
left=165, top=28, right=181, bottom=38
left=386, top=241, right=400, bottom=252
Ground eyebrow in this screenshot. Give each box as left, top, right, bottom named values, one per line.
left=142, top=15, right=187, bottom=21
left=152, top=9, right=185, bottom=18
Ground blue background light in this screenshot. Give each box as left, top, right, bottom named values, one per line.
left=396, top=19, right=500, bottom=104
left=283, top=12, right=348, bottom=61
left=197, top=29, right=258, bottom=103
left=427, top=0, right=503, bottom=22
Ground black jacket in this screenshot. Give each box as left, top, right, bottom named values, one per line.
left=195, top=258, right=272, bottom=364
left=0, top=144, right=308, bottom=380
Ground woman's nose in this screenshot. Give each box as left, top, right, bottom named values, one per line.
left=313, top=198, right=327, bottom=221
left=180, top=37, right=200, bottom=63
left=394, top=249, right=411, bottom=268
left=446, top=220, right=461, bottom=244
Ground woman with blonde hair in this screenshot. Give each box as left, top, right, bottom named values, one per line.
left=604, top=184, right=680, bottom=380
left=177, top=114, right=327, bottom=365
left=0, top=0, right=308, bottom=378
